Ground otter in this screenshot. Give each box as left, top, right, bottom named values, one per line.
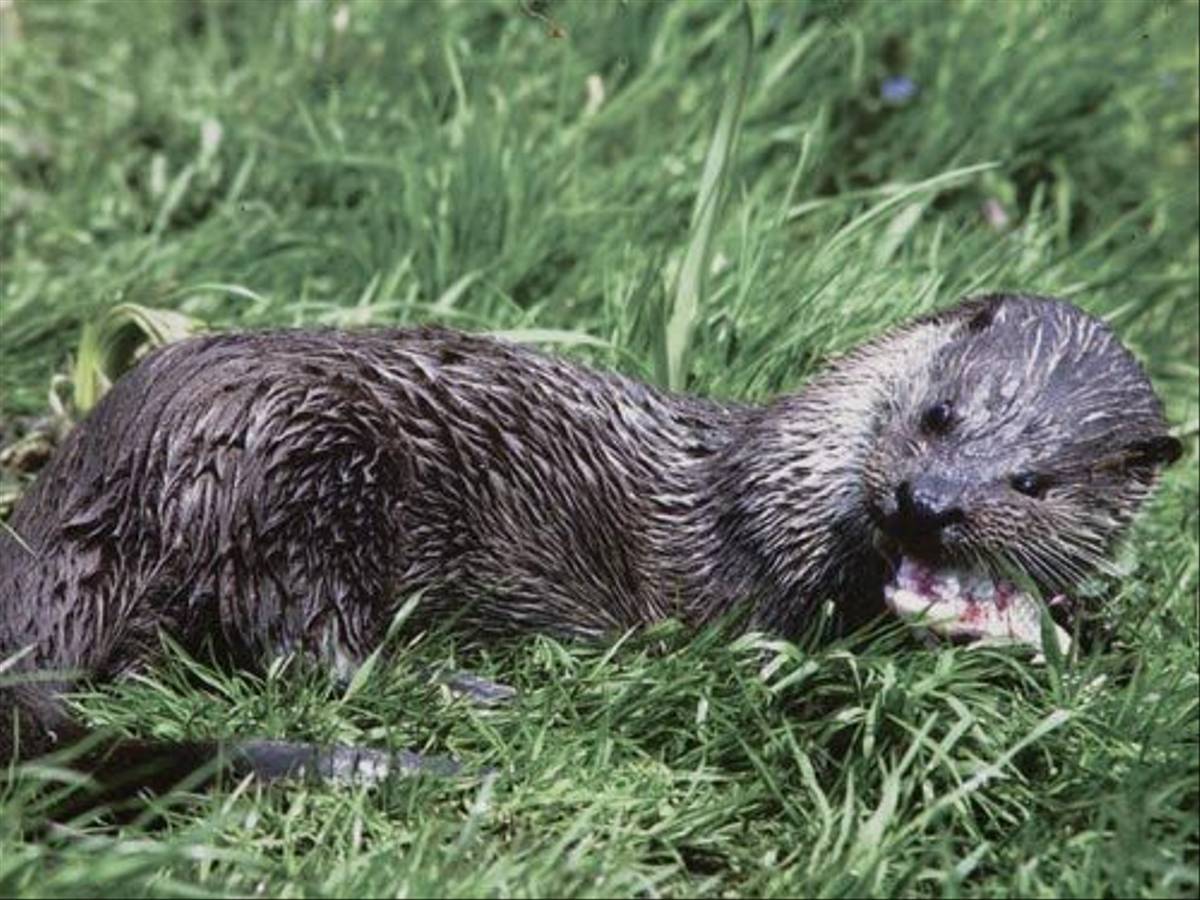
left=0, top=293, right=1182, bottom=809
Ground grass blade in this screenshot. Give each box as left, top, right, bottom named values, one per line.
left=663, top=1, right=755, bottom=391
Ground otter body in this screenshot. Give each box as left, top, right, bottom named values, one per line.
left=4, top=326, right=759, bottom=675
left=0, top=294, right=1181, bottom=773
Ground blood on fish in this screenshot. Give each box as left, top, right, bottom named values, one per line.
left=993, top=582, right=1013, bottom=612
left=960, top=600, right=986, bottom=626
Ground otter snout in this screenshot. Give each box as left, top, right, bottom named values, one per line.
left=886, top=474, right=966, bottom=544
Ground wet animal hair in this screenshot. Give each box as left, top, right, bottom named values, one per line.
left=0, top=293, right=1181, bottom=809
left=862, top=295, right=1182, bottom=592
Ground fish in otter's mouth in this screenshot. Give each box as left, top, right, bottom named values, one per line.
left=881, top=555, right=1072, bottom=657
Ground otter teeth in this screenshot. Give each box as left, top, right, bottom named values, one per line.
left=883, top=557, right=1071, bottom=658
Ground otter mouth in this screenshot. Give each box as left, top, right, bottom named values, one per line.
left=881, top=555, right=1072, bottom=658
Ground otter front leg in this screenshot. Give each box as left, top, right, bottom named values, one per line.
left=427, top=668, right=517, bottom=706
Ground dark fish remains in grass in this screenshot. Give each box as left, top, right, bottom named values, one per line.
left=0, top=293, right=1182, bottom=815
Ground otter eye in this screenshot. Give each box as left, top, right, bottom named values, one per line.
left=1010, top=472, right=1049, bottom=498
left=921, top=400, right=955, bottom=434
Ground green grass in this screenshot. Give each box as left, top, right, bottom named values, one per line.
left=1, top=0, right=1197, bottom=896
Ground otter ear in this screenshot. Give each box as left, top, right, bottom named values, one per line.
left=961, top=295, right=1004, bottom=333
left=964, top=301, right=1003, bottom=333
left=1123, top=435, right=1183, bottom=470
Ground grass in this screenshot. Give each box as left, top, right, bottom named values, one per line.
left=1, top=0, right=1197, bottom=896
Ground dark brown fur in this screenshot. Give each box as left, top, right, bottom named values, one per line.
left=0, top=293, right=1181, bottom=783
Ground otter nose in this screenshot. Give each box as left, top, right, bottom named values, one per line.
left=894, top=475, right=965, bottom=537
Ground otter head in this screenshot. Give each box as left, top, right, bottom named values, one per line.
left=865, top=294, right=1182, bottom=653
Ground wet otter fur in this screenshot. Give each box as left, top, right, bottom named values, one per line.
left=0, top=293, right=1182, bottom=810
